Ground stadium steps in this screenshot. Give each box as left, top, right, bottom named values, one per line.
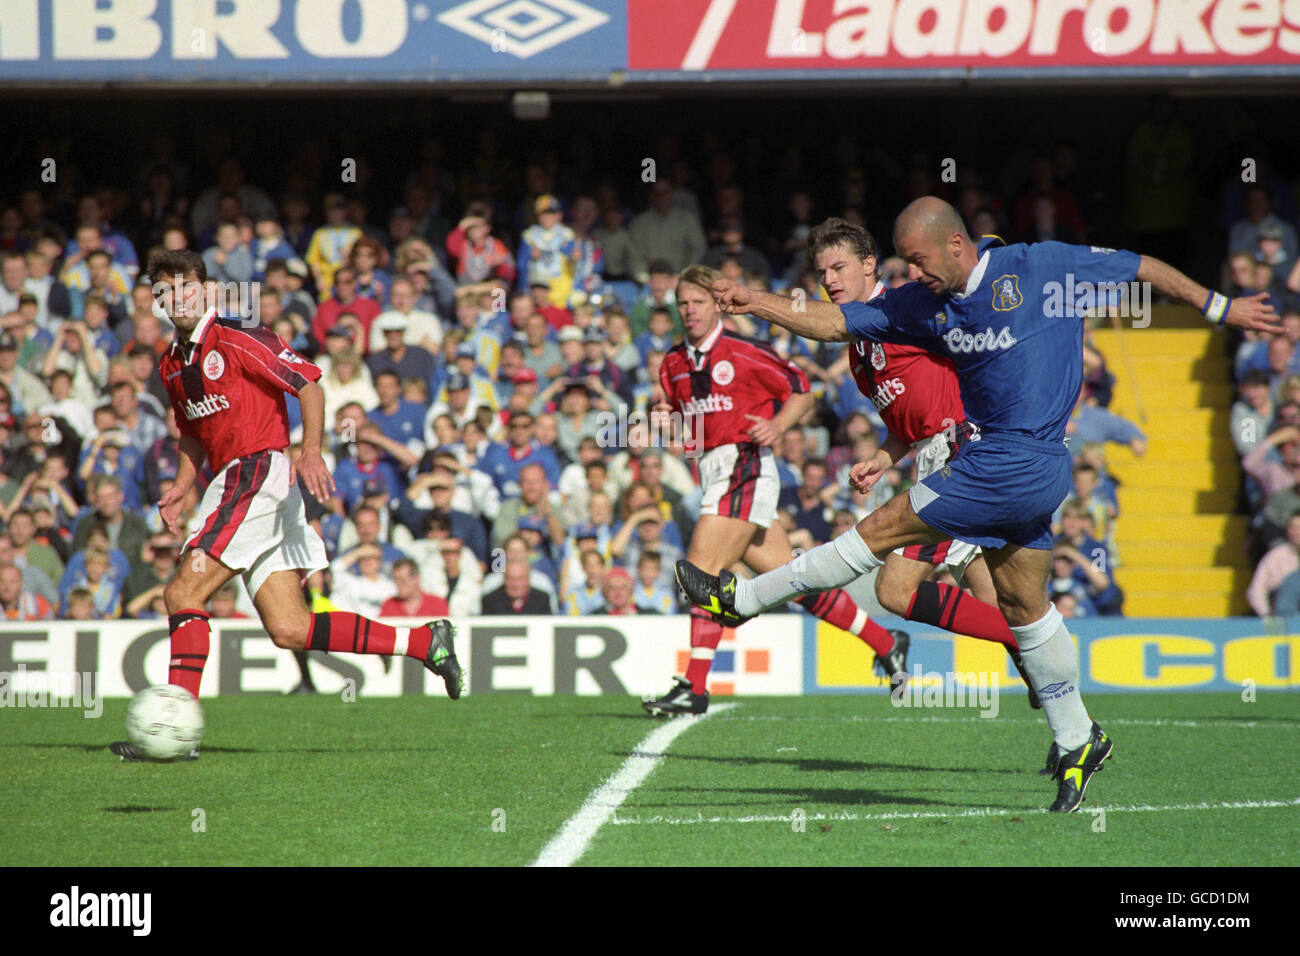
left=1090, top=312, right=1248, bottom=617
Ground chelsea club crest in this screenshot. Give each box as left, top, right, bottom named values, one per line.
left=991, top=274, right=1023, bottom=311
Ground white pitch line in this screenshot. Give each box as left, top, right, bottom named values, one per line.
left=532, top=703, right=736, bottom=867
left=716, top=714, right=1299, bottom=729
left=611, top=795, right=1300, bottom=827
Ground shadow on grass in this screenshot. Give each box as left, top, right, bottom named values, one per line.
left=631, top=785, right=970, bottom=809
left=101, top=806, right=176, bottom=813
left=639, top=751, right=1025, bottom=776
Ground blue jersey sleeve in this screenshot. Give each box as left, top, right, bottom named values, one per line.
left=1038, top=242, right=1141, bottom=288
left=840, top=283, right=940, bottom=344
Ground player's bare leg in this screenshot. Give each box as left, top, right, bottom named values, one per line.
left=252, top=569, right=463, bottom=698
left=743, top=521, right=908, bottom=677
left=984, top=544, right=1112, bottom=811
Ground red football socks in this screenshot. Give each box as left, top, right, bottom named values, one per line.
left=905, top=581, right=1018, bottom=648
left=168, top=610, right=211, bottom=698
left=685, top=608, right=723, bottom=694
left=308, top=612, right=433, bottom=660
left=795, top=589, right=895, bottom=657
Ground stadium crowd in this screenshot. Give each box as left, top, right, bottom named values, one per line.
left=9, top=110, right=1260, bottom=624
left=1230, top=181, right=1300, bottom=614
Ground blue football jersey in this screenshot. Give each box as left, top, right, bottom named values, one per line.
left=841, top=239, right=1141, bottom=443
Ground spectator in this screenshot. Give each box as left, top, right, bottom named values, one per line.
left=0, top=332, right=52, bottom=415
left=205, top=581, right=250, bottom=619
left=563, top=546, right=607, bottom=615
left=202, top=221, right=253, bottom=284
left=0, top=564, right=51, bottom=620
left=305, top=193, right=361, bottom=295
left=21, top=249, right=72, bottom=329
left=627, top=260, right=680, bottom=338
left=1232, top=368, right=1274, bottom=457
left=482, top=558, right=551, bottom=615
left=1054, top=501, right=1123, bottom=615
left=379, top=557, right=449, bottom=618
left=445, top=212, right=515, bottom=287
left=1248, top=512, right=1300, bottom=616
left=348, top=236, right=390, bottom=305
left=628, top=181, right=706, bottom=278
left=71, top=475, right=150, bottom=562
left=312, top=268, right=382, bottom=348
left=396, top=472, right=489, bottom=566
left=122, top=531, right=180, bottom=613
left=1241, top=423, right=1300, bottom=502
left=779, top=458, right=834, bottom=545
left=479, top=415, right=562, bottom=499
left=59, top=545, right=122, bottom=618
left=519, top=312, right=564, bottom=382
left=491, top=460, right=563, bottom=543
left=632, top=551, right=677, bottom=614
left=591, top=203, right=638, bottom=284
left=1067, top=384, right=1146, bottom=458
left=367, top=276, right=442, bottom=355
left=330, top=542, right=396, bottom=618
left=1229, top=184, right=1298, bottom=263
left=42, top=318, right=108, bottom=411
left=334, top=427, right=406, bottom=512
left=518, top=195, right=575, bottom=304
left=599, top=566, right=640, bottom=615
left=366, top=315, right=438, bottom=389
left=64, top=586, right=99, bottom=621
left=321, top=350, right=379, bottom=426
left=430, top=537, right=481, bottom=616
left=703, top=217, right=769, bottom=279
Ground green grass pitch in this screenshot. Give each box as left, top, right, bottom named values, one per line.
left=3, top=692, right=1297, bottom=866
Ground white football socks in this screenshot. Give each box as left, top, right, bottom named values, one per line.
left=734, top=528, right=883, bottom=617
left=1013, top=606, right=1092, bottom=753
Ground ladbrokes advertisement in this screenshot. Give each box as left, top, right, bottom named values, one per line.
left=2, top=1, right=1297, bottom=84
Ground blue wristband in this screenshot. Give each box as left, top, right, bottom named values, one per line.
left=1202, top=292, right=1230, bottom=326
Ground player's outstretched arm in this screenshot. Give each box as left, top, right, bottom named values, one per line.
left=1137, top=255, right=1283, bottom=334
left=712, top=279, right=852, bottom=342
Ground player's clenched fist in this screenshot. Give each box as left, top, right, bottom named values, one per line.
left=711, top=278, right=754, bottom=314
left=849, top=458, right=886, bottom=495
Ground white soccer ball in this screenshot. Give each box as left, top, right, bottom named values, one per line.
left=126, top=685, right=205, bottom=760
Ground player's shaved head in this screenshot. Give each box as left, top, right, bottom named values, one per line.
left=891, top=196, right=980, bottom=296
left=894, top=197, right=970, bottom=248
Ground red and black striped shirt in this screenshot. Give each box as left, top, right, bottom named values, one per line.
left=160, top=309, right=322, bottom=472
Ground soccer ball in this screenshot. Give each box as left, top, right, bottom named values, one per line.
left=125, top=685, right=205, bottom=760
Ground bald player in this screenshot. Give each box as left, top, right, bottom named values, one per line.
left=677, top=196, right=1280, bottom=812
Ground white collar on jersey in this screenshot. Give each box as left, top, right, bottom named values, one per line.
left=868, top=280, right=886, bottom=301
left=688, top=319, right=724, bottom=357
left=953, top=251, right=991, bottom=300
left=176, top=307, right=219, bottom=363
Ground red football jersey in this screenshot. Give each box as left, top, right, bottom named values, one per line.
left=161, top=309, right=323, bottom=472
left=848, top=285, right=965, bottom=444
left=660, top=321, right=809, bottom=452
